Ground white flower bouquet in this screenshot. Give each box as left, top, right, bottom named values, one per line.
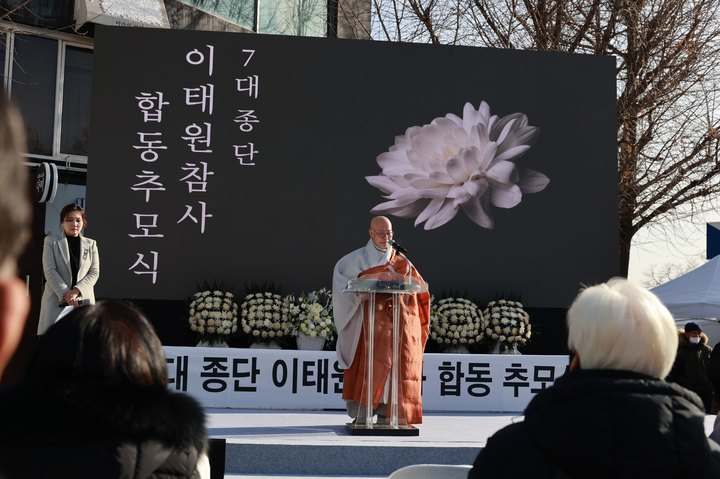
left=240, top=291, right=292, bottom=343
left=287, top=288, right=336, bottom=343
left=430, top=297, right=486, bottom=349
left=483, top=299, right=531, bottom=352
left=188, top=289, right=239, bottom=345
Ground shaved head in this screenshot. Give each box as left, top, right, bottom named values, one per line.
left=369, top=216, right=393, bottom=249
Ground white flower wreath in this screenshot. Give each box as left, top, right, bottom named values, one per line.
left=430, top=297, right=486, bottom=347
left=188, top=289, right=239, bottom=344
left=483, top=299, right=532, bottom=350
left=240, top=292, right=292, bottom=342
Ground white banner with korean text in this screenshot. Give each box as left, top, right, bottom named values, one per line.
left=164, top=346, right=568, bottom=413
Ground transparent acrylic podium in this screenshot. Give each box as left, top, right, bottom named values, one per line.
left=343, top=271, right=429, bottom=436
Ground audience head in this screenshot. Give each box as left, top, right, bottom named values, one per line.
left=0, top=91, right=31, bottom=378
left=28, top=300, right=168, bottom=387
left=683, top=321, right=703, bottom=344
left=567, top=277, right=678, bottom=378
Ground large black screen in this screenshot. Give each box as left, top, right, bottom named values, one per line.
left=86, top=26, right=618, bottom=307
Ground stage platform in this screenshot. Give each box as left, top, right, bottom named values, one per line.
left=207, top=409, right=718, bottom=478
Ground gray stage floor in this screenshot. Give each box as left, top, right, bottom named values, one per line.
left=206, top=408, right=521, bottom=447
left=207, top=409, right=718, bottom=478
left=208, top=408, right=517, bottom=478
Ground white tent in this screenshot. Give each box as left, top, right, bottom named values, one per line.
left=651, top=255, right=720, bottom=347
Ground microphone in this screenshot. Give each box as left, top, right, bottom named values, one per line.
left=389, top=239, right=408, bottom=255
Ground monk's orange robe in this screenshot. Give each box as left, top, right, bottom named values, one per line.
left=342, top=251, right=430, bottom=424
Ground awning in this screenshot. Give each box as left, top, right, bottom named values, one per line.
left=74, top=0, right=170, bottom=29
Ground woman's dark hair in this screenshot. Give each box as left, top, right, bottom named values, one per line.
left=60, top=203, right=88, bottom=227
left=28, top=300, right=168, bottom=386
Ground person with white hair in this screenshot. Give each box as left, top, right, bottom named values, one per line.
left=468, top=277, right=720, bottom=479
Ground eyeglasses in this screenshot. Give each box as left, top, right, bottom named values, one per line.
left=372, top=230, right=393, bottom=238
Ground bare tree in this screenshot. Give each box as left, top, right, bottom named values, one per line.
left=344, top=0, right=720, bottom=276
left=642, top=254, right=704, bottom=288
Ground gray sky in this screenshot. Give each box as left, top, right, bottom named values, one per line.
left=628, top=211, right=719, bottom=285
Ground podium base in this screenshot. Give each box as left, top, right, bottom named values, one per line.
left=345, top=422, right=420, bottom=436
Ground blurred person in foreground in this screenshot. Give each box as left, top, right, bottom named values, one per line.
left=0, top=91, right=31, bottom=380
left=0, top=301, right=209, bottom=479
left=469, top=278, right=720, bottom=479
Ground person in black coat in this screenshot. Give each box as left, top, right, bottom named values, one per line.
left=469, top=278, right=720, bottom=479
left=708, top=340, right=720, bottom=412
left=0, top=300, right=208, bottom=479
left=666, top=321, right=714, bottom=412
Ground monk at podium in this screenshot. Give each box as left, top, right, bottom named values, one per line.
left=332, top=216, right=430, bottom=425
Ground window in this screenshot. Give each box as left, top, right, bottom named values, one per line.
left=61, top=46, right=93, bottom=155
left=180, top=0, right=328, bottom=37
left=10, top=34, right=58, bottom=156
left=4, top=32, right=93, bottom=160
left=259, top=0, right=327, bottom=36
left=182, top=0, right=256, bottom=31
left=0, top=1, right=74, bottom=30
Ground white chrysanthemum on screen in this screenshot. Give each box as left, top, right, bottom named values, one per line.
left=367, top=102, right=550, bottom=229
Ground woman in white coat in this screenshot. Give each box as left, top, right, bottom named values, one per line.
left=38, top=203, right=100, bottom=334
